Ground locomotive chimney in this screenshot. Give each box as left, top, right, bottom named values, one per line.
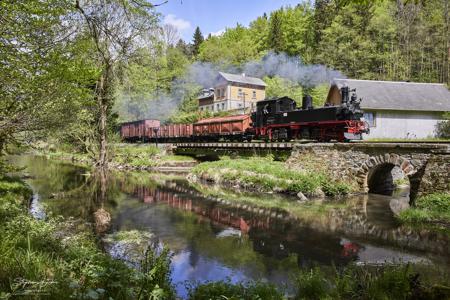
left=341, top=85, right=350, bottom=104
left=302, top=94, right=313, bottom=110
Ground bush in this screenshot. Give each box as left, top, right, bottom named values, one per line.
left=436, top=112, right=450, bottom=138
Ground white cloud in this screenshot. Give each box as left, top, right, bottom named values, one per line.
left=210, top=28, right=225, bottom=37
left=163, top=14, right=191, bottom=32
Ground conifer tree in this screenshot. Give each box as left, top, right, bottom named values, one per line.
left=192, top=26, right=204, bottom=56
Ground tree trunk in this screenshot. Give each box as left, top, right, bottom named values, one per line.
left=96, top=64, right=111, bottom=169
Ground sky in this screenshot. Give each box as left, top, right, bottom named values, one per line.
left=156, top=0, right=304, bottom=42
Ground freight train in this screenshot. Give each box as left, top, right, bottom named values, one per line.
left=120, top=86, right=369, bottom=143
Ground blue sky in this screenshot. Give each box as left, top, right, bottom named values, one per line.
left=156, top=0, right=303, bottom=42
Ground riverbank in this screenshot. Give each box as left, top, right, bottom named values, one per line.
left=0, top=174, right=174, bottom=298
left=41, top=143, right=197, bottom=171
left=189, top=156, right=352, bottom=199
left=398, top=193, right=450, bottom=229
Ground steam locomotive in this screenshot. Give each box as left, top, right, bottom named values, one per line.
left=120, top=86, right=369, bottom=143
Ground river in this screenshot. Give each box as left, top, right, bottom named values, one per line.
left=10, top=155, right=450, bottom=298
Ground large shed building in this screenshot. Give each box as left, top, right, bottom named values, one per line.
left=326, top=79, right=450, bottom=139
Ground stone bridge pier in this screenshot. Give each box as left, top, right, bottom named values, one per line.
left=288, top=143, right=450, bottom=201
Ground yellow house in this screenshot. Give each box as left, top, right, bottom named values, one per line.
left=198, top=72, right=266, bottom=113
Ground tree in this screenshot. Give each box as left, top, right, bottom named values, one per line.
left=268, top=10, right=284, bottom=53
left=161, top=23, right=180, bottom=47
left=74, top=0, right=159, bottom=168
left=192, top=26, right=204, bottom=56
left=0, top=0, right=95, bottom=155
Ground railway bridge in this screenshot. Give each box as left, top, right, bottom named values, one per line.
left=173, top=142, right=450, bottom=200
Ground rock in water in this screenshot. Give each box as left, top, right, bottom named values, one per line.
left=297, top=192, right=308, bottom=202
left=94, top=208, right=111, bottom=234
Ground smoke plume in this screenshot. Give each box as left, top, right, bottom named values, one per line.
left=117, top=52, right=343, bottom=121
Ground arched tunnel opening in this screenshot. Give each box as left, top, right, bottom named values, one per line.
left=367, top=163, right=410, bottom=197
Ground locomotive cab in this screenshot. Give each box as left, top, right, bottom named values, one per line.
left=252, top=96, right=296, bottom=127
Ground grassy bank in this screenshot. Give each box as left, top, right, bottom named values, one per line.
left=0, top=175, right=174, bottom=299
left=191, top=157, right=351, bottom=197
left=44, top=143, right=196, bottom=170
left=398, top=193, right=450, bottom=228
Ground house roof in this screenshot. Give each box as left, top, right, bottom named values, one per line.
left=331, top=78, right=450, bottom=112
left=218, top=72, right=267, bottom=87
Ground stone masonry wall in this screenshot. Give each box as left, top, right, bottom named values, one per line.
left=416, top=154, right=450, bottom=198
left=286, top=143, right=449, bottom=200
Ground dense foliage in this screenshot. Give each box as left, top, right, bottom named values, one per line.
left=198, top=0, right=450, bottom=83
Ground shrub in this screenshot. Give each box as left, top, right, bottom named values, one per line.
left=436, top=112, right=450, bottom=138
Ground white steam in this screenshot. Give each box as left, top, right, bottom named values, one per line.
left=118, top=52, right=343, bottom=121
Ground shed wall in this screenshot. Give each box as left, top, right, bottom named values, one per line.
left=363, top=110, right=444, bottom=139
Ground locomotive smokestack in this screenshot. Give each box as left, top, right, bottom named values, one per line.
left=341, top=85, right=349, bottom=104
left=302, top=94, right=313, bottom=110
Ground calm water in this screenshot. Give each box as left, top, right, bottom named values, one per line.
left=11, top=155, right=450, bottom=298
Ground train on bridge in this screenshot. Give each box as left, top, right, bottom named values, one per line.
left=120, top=86, right=369, bottom=143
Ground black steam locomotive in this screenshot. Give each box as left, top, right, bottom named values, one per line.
left=248, top=86, right=368, bottom=142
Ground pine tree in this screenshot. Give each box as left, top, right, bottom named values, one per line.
left=192, top=26, right=204, bottom=56
left=176, top=38, right=191, bottom=56
left=268, top=10, right=284, bottom=53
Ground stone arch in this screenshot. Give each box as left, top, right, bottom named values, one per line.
left=357, top=153, right=417, bottom=197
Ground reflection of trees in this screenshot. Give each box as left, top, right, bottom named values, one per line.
left=20, top=156, right=120, bottom=230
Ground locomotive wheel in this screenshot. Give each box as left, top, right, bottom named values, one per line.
left=272, top=130, right=279, bottom=142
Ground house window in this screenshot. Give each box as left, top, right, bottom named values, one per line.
left=200, top=107, right=203, bottom=111
left=217, top=103, right=220, bottom=110
left=252, top=90, right=256, bottom=99
left=222, top=88, right=226, bottom=98
left=221, top=103, right=225, bottom=110
left=364, top=112, right=376, bottom=127
left=238, top=88, right=243, bottom=97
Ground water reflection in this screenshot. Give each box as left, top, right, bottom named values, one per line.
left=11, top=156, right=450, bottom=298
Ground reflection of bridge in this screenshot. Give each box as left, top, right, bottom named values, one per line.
left=119, top=180, right=450, bottom=264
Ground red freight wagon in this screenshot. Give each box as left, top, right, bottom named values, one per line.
left=120, top=119, right=160, bottom=141
left=193, top=115, right=251, bottom=138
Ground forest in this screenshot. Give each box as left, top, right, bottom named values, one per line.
left=1, top=0, right=449, bottom=165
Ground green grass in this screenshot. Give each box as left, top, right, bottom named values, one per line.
left=187, top=265, right=450, bottom=300
left=187, top=280, right=284, bottom=300
left=294, top=265, right=450, bottom=300
left=191, top=157, right=351, bottom=197
left=398, top=193, right=450, bottom=227
left=0, top=175, right=175, bottom=299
